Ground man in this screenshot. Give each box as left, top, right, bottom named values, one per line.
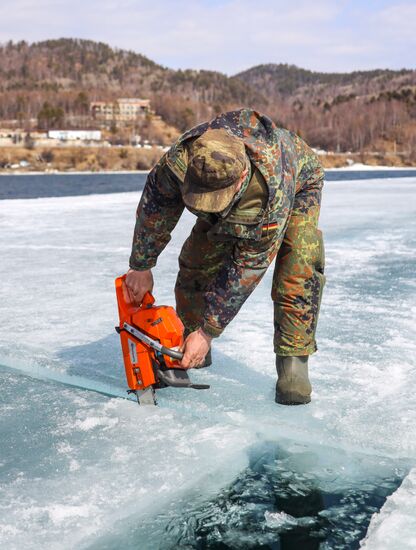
left=126, top=108, right=325, bottom=405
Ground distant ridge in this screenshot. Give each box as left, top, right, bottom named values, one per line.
left=235, top=63, right=413, bottom=95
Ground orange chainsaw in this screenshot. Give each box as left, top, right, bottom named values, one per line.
left=115, top=275, right=209, bottom=405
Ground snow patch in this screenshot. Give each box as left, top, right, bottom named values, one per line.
left=362, top=469, right=416, bottom=549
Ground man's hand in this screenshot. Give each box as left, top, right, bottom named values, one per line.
left=179, top=328, right=212, bottom=369
left=125, top=268, right=154, bottom=306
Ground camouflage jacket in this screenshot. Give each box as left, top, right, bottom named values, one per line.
left=129, top=109, right=323, bottom=337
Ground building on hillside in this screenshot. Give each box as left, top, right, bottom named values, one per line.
left=48, top=130, right=102, bottom=141
left=90, top=98, right=151, bottom=123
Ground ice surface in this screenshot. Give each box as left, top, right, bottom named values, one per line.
left=0, top=177, right=416, bottom=548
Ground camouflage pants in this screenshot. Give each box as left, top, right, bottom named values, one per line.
left=271, top=177, right=325, bottom=356
left=175, top=179, right=325, bottom=356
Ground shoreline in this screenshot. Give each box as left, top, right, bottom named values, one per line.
left=0, top=165, right=415, bottom=176
left=2, top=144, right=414, bottom=174
left=0, top=169, right=149, bottom=176
left=327, top=163, right=416, bottom=171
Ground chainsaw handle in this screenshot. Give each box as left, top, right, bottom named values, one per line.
left=160, top=345, right=184, bottom=361
left=119, top=275, right=155, bottom=308
left=141, top=291, right=155, bottom=307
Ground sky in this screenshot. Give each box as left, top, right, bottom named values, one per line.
left=0, top=0, right=415, bottom=74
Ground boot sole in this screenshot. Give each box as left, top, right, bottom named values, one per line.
left=275, top=393, right=311, bottom=406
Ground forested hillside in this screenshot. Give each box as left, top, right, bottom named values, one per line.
left=236, top=64, right=416, bottom=156
left=1, top=38, right=415, bottom=160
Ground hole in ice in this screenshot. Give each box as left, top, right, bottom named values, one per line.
left=141, top=441, right=406, bottom=550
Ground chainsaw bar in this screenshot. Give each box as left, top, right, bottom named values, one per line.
left=135, top=387, right=157, bottom=406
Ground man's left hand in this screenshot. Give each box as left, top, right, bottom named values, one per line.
left=179, top=328, right=212, bottom=369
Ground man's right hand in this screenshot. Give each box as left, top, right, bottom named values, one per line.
left=125, top=268, right=154, bottom=306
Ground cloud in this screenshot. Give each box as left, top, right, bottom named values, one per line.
left=0, top=0, right=414, bottom=73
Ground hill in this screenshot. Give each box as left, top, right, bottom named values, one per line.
left=0, top=38, right=415, bottom=162
left=0, top=38, right=263, bottom=132
left=234, top=63, right=416, bottom=159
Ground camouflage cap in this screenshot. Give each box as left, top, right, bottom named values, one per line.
left=182, top=128, right=247, bottom=213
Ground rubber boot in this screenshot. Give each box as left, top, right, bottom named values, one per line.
left=275, top=356, right=311, bottom=405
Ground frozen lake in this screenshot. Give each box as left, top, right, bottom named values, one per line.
left=0, top=174, right=415, bottom=549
